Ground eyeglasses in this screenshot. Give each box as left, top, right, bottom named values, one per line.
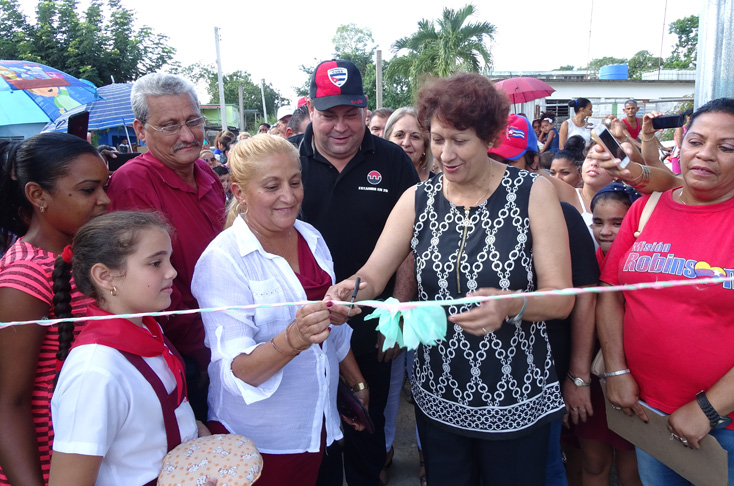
left=203, top=157, right=217, bottom=162
left=146, top=116, right=206, bottom=136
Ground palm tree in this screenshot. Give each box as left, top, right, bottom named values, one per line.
left=387, top=4, right=495, bottom=86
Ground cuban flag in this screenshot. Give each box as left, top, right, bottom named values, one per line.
left=508, top=127, right=526, bottom=139
left=328, top=68, right=348, bottom=88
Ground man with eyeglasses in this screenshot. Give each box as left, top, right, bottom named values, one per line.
left=106, top=73, right=226, bottom=422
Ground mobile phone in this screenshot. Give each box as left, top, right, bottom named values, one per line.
left=67, top=111, right=89, bottom=141
left=592, top=124, right=630, bottom=169
left=107, top=152, right=139, bottom=172
left=652, top=114, right=684, bottom=130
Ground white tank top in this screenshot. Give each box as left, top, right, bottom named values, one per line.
left=576, top=188, right=598, bottom=249
left=566, top=119, right=591, bottom=145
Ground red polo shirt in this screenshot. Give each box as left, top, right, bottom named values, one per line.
left=106, top=152, right=225, bottom=368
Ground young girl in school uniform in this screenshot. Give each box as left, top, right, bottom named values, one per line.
left=574, top=183, right=643, bottom=486
left=47, top=212, right=206, bottom=486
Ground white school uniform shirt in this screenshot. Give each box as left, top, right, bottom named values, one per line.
left=191, top=216, right=352, bottom=454
left=52, top=343, right=197, bottom=486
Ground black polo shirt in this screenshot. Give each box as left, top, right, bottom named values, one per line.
left=299, top=123, right=419, bottom=355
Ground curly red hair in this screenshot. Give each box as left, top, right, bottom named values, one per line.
left=417, top=73, right=510, bottom=145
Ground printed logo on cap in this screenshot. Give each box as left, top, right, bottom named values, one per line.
left=367, top=170, right=382, bottom=185
left=328, top=68, right=348, bottom=88
left=508, top=127, right=526, bottom=139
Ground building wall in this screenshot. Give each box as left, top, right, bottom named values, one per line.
left=519, top=81, right=694, bottom=122
left=548, top=81, right=694, bottom=100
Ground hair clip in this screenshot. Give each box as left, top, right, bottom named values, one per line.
left=61, top=245, right=73, bottom=264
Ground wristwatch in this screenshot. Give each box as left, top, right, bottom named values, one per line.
left=566, top=372, right=591, bottom=387
left=696, top=391, right=733, bottom=429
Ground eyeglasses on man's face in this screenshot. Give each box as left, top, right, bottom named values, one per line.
left=146, top=116, right=206, bottom=136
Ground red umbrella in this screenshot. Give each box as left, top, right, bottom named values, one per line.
left=494, top=77, right=555, bottom=112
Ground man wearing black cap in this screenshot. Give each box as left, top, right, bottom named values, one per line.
left=300, top=59, right=419, bottom=486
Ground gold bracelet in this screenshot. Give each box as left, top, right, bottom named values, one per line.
left=285, top=322, right=310, bottom=352
left=641, top=134, right=656, bottom=142
left=350, top=382, right=369, bottom=392
left=271, top=335, right=299, bottom=357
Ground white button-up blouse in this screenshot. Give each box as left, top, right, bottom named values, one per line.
left=192, top=216, right=352, bottom=454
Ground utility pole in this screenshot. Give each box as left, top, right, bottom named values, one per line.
left=238, top=84, right=245, bottom=132
left=376, top=50, right=383, bottom=109
left=695, top=0, right=734, bottom=107
left=260, top=79, right=268, bottom=122
left=214, top=26, right=227, bottom=131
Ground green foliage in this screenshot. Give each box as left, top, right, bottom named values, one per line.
left=0, top=0, right=175, bottom=85
left=388, top=4, right=495, bottom=86
left=172, top=62, right=287, bottom=130
left=333, top=24, right=375, bottom=67
left=0, top=0, right=31, bottom=59
left=664, top=15, right=698, bottom=69
left=627, top=50, right=662, bottom=80
left=553, top=65, right=576, bottom=71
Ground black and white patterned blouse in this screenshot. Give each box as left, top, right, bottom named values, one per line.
left=411, top=166, right=565, bottom=439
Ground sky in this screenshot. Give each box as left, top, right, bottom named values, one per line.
left=16, top=0, right=701, bottom=103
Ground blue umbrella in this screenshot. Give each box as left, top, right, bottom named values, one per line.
left=0, top=60, right=99, bottom=127
left=43, top=83, right=135, bottom=132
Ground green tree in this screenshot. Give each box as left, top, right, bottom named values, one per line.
left=0, top=0, right=31, bottom=59
left=333, top=24, right=375, bottom=70
left=627, top=50, right=663, bottom=80
left=553, top=65, right=576, bottom=71
left=66, top=0, right=107, bottom=86
left=584, top=56, right=628, bottom=79
left=174, top=62, right=287, bottom=130
left=332, top=24, right=377, bottom=106
left=664, top=15, right=698, bottom=69
left=0, top=0, right=175, bottom=85
left=387, top=4, right=495, bottom=86
left=294, top=61, right=316, bottom=97
left=380, top=60, right=413, bottom=109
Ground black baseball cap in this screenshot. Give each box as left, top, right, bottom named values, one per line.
left=309, top=59, right=367, bottom=111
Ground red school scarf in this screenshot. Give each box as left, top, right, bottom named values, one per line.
left=71, top=305, right=186, bottom=403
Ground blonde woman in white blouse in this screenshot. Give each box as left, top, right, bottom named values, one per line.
left=192, top=135, right=365, bottom=486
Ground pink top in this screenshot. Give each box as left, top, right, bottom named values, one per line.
left=0, top=239, right=93, bottom=485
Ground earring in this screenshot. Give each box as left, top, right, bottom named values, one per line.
left=110, top=286, right=117, bottom=297
left=40, top=206, right=46, bottom=213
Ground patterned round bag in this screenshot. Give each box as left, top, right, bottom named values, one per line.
left=157, top=434, right=262, bottom=485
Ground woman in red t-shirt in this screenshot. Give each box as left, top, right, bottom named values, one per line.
left=597, top=98, right=734, bottom=484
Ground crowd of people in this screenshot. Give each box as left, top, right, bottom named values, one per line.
left=0, top=57, right=732, bottom=486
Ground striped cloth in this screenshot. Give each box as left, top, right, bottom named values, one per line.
left=0, top=240, right=92, bottom=485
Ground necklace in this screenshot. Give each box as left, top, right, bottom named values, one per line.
left=446, top=163, right=493, bottom=208
left=451, top=164, right=492, bottom=294
left=245, top=216, right=293, bottom=255
left=677, top=189, right=688, bottom=205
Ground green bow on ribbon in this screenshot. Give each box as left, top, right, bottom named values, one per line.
left=364, top=298, right=447, bottom=351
